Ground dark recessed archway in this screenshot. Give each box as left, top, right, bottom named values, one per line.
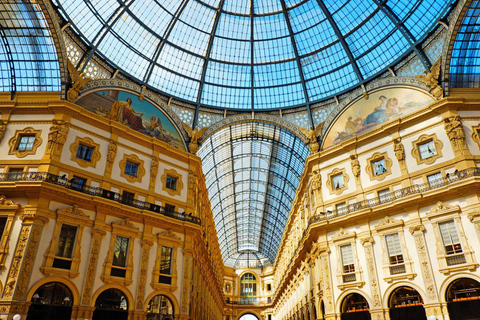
left=446, top=277, right=480, bottom=320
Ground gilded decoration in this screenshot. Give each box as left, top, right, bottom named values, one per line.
left=119, top=153, right=146, bottom=184
left=0, top=120, right=6, bottom=144
left=152, top=230, right=182, bottom=292
left=106, top=139, right=118, bottom=169
left=326, top=168, right=349, bottom=195
left=8, top=127, right=43, bottom=158
left=161, top=169, right=184, bottom=197
left=298, top=123, right=323, bottom=153
left=361, top=237, right=382, bottom=308
left=365, top=151, right=393, bottom=181
left=416, top=58, right=443, bottom=100
left=67, top=59, right=92, bottom=101
left=135, top=239, right=153, bottom=310
left=69, top=136, right=101, bottom=168
left=0, top=196, right=20, bottom=269
left=182, top=122, right=207, bottom=154
left=46, top=120, right=70, bottom=155
left=444, top=115, right=467, bottom=152
left=411, top=133, right=443, bottom=165
left=471, top=123, right=480, bottom=150
left=81, top=228, right=106, bottom=305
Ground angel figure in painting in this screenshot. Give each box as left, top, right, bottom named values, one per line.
left=299, top=122, right=323, bottom=153
left=182, top=122, right=207, bottom=154
left=67, top=60, right=92, bottom=101
left=416, top=58, right=443, bottom=99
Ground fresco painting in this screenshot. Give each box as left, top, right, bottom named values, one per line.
left=323, top=88, right=434, bottom=149
left=76, top=90, right=185, bottom=151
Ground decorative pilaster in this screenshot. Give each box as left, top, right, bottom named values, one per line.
left=409, top=224, right=438, bottom=302
left=2, top=209, right=48, bottom=301
left=360, top=237, right=384, bottom=320
left=181, top=247, right=194, bottom=315
left=81, top=227, right=106, bottom=305
left=319, top=248, right=334, bottom=320
left=135, top=239, right=154, bottom=310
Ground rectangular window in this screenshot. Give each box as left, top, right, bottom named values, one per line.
left=372, top=158, right=387, bottom=175
left=0, top=217, right=7, bottom=239
left=159, top=246, right=173, bottom=285
left=55, top=225, right=77, bottom=258
left=267, top=283, right=272, bottom=291
left=378, top=189, right=392, bottom=203
left=385, top=233, right=404, bottom=265
left=17, top=135, right=35, bottom=151
left=332, top=174, right=344, bottom=189
left=8, top=168, right=24, bottom=181
left=427, top=173, right=443, bottom=188
left=71, top=176, right=87, bottom=190
left=76, top=144, right=94, bottom=162
left=340, top=244, right=355, bottom=273
left=125, top=161, right=139, bottom=177
left=439, top=220, right=463, bottom=255
left=160, top=246, right=173, bottom=275
left=419, top=140, right=437, bottom=159
left=112, top=236, right=129, bottom=268
left=166, top=175, right=177, bottom=190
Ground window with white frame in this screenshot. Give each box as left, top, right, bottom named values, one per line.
left=385, top=233, right=404, bottom=265
left=341, top=244, right=355, bottom=273
left=332, top=174, right=344, bottom=190
left=418, top=140, right=437, bottom=159
left=438, top=220, right=463, bottom=255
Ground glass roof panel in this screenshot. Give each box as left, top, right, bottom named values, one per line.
left=197, top=122, right=309, bottom=267
left=1, top=1, right=61, bottom=92
left=55, top=0, right=451, bottom=110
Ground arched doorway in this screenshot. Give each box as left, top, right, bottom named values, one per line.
left=240, top=273, right=257, bottom=304
left=146, top=294, right=175, bottom=320
left=340, top=293, right=371, bottom=320
left=389, top=286, right=426, bottom=320
left=239, top=314, right=259, bottom=320
left=92, top=288, right=128, bottom=320
left=446, top=278, right=480, bottom=320
left=26, top=282, right=73, bottom=320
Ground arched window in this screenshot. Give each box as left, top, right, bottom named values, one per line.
left=240, top=273, right=257, bottom=304
left=93, top=288, right=128, bottom=320
left=27, top=282, right=73, bottom=320
left=341, top=293, right=370, bottom=320
left=389, top=286, right=426, bottom=320
left=147, top=294, right=175, bottom=320
left=446, top=278, right=480, bottom=320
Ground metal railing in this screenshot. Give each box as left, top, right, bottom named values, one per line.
left=0, top=172, right=201, bottom=225
left=225, top=297, right=273, bottom=305
left=309, top=167, right=480, bottom=224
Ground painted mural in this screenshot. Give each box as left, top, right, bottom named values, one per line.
left=76, top=90, right=186, bottom=151
left=322, top=88, right=434, bottom=149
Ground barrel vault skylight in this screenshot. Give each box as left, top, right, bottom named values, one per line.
left=53, top=0, right=452, bottom=111
left=197, top=122, right=309, bottom=268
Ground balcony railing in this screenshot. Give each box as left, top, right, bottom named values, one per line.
left=225, top=297, right=273, bottom=305
left=0, top=172, right=201, bottom=225
left=309, top=167, right=480, bottom=224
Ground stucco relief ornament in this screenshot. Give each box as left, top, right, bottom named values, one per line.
left=67, top=59, right=92, bottom=101
left=416, top=58, right=443, bottom=100
left=444, top=115, right=466, bottom=148
left=394, top=138, right=405, bottom=161
left=299, top=123, right=323, bottom=153
left=350, top=155, right=360, bottom=178
left=0, top=120, right=6, bottom=144
left=106, top=139, right=118, bottom=166
left=182, top=122, right=207, bottom=154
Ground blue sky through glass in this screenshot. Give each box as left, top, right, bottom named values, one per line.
left=54, top=0, right=451, bottom=110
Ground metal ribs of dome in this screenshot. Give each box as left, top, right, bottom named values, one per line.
left=197, top=122, right=310, bottom=268
left=54, top=0, right=452, bottom=112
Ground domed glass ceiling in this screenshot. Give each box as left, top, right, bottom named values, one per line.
left=54, top=0, right=451, bottom=111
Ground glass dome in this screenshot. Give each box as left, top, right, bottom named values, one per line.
left=54, top=0, right=451, bottom=111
